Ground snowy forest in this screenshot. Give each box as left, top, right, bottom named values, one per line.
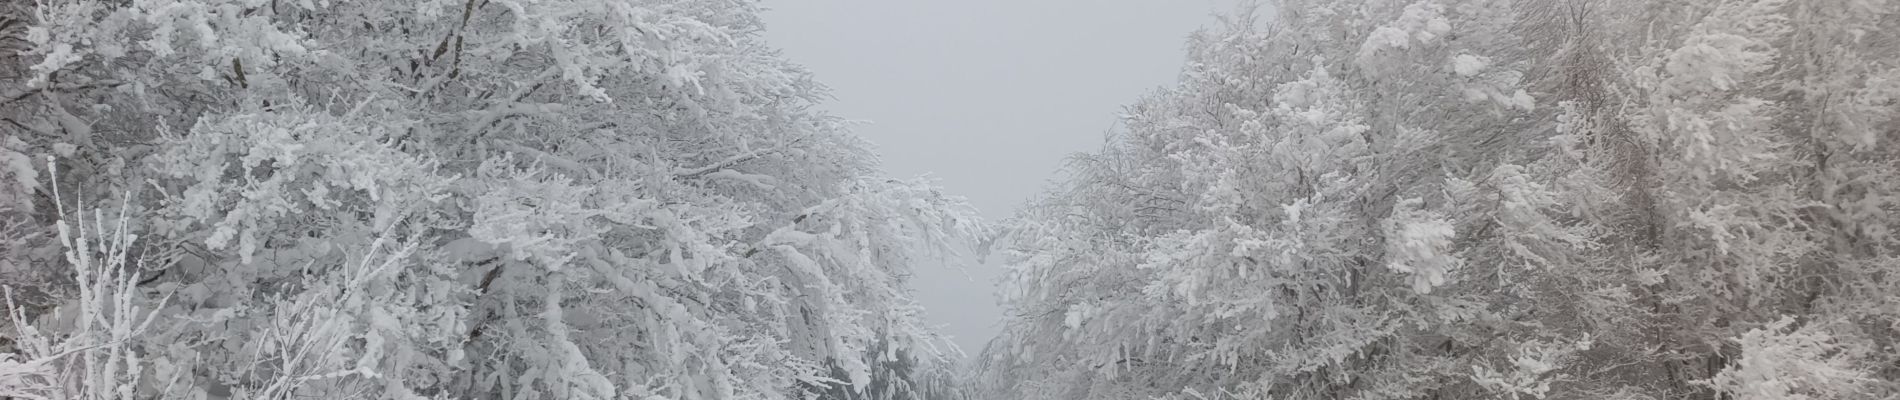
left=978, top=0, right=1900, bottom=399
left=0, top=0, right=1897, bottom=399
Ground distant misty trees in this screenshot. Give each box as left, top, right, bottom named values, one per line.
left=979, top=0, right=1900, bottom=399
left=0, top=1, right=981, bottom=399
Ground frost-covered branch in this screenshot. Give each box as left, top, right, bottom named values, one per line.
left=674, top=135, right=811, bottom=178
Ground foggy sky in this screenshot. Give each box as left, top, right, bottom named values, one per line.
left=762, top=0, right=1234, bottom=359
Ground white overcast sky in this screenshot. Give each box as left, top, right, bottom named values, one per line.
left=763, top=0, right=1235, bottom=358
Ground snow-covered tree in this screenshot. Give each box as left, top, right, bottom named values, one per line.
left=982, top=1, right=1900, bottom=399
left=2, top=0, right=984, bottom=399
